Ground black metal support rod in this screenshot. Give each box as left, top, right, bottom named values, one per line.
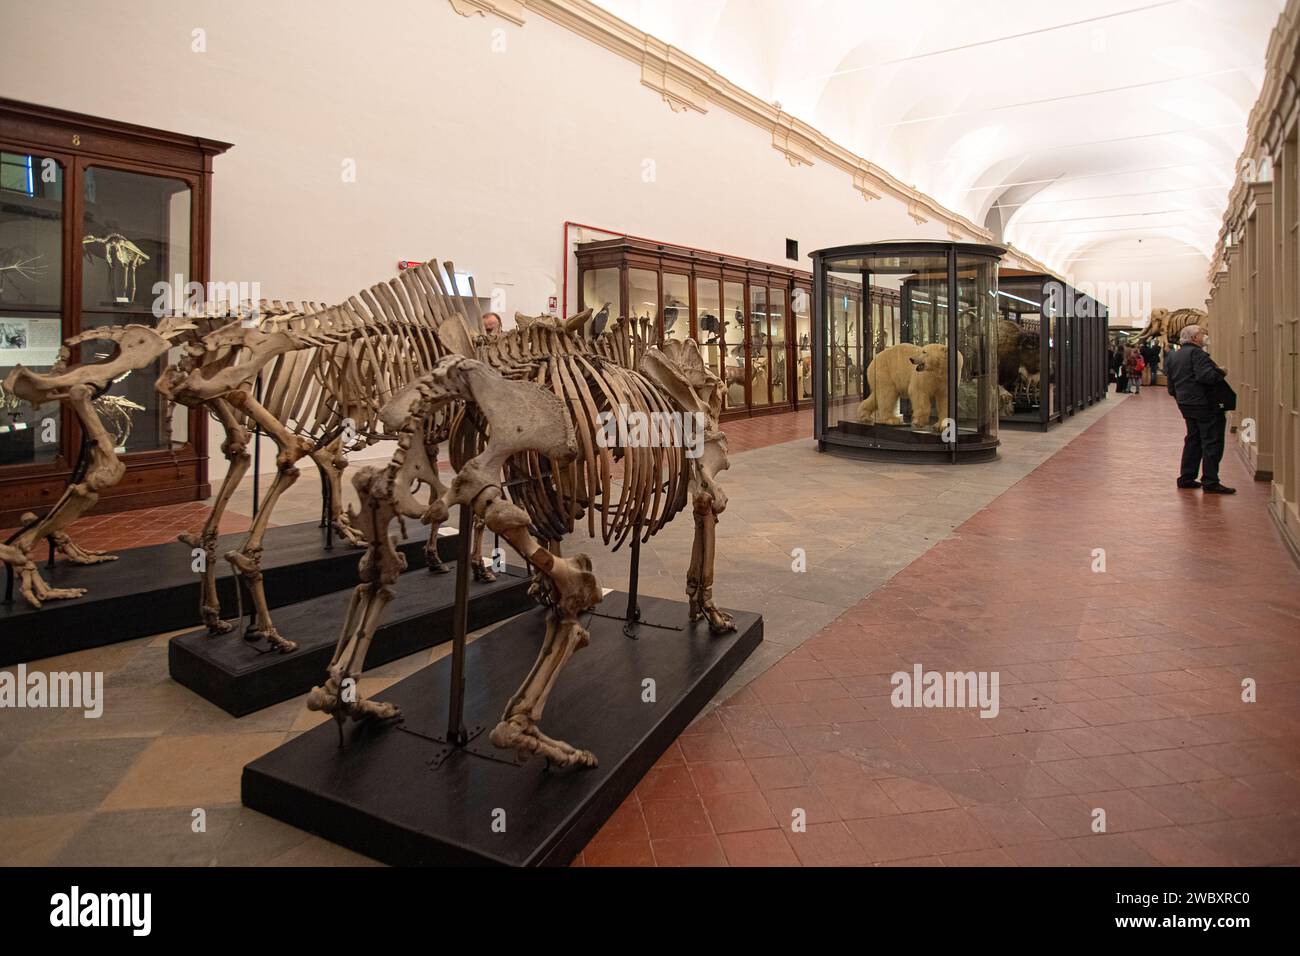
left=323, top=479, right=334, bottom=551
left=624, top=528, right=641, bottom=623
left=252, top=373, right=262, bottom=518
left=446, top=502, right=474, bottom=745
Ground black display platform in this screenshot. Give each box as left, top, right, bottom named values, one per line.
left=169, top=566, right=534, bottom=717
left=0, top=521, right=455, bottom=667
left=242, top=593, right=762, bottom=866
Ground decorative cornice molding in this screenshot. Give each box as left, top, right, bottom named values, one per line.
left=771, top=113, right=816, bottom=167
left=448, top=0, right=526, bottom=27
left=639, top=37, right=709, bottom=114
left=1211, top=0, right=1299, bottom=279
left=449, top=0, right=1055, bottom=276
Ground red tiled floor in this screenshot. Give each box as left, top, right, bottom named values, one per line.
left=722, top=408, right=813, bottom=454
left=2, top=499, right=254, bottom=554
left=581, top=391, right=1300, bottom=865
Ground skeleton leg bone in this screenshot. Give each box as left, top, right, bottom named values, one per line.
left=470, top=514, right=496, bottom=582
left=11, top=386, right=125, bottom=607
left=308, top=433, right=422, bottom=724
left=311, top=436, right=366, bottom=548
left=223, top=394, right=313, bottom=653
left=178, top=399, right=248, bottom=634
left=305, top=505, right=403, bottom=728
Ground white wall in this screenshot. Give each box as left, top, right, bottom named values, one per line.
left=1066, top=236, right=1211, bottom=326
left=1, top=0, right=1020, bottom=478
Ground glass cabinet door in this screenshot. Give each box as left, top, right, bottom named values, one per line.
left=581, top=267, right=619, bottom=332
left=0, top=150, right=66, bottom=468
left=662, top=272, right=689, bottom=343
left=749, top=285, right=769, bottom=407
left=954, top=255, right=999, bottom=445
left=829, top=288, right=848, bottom=399
left=793, top=284, right=812, bottom=401
left=696, top=277, right=723, bottom=385
left=769, top=287, right=787, bottom=405
left=722, top=281, right=745, bottom=410
left=628, top=268, right=658, bottom=336
left=79, top=165, right=192, bottom=454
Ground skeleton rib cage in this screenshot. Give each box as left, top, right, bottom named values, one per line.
left=462, top=316, right=690, bottom=552
left=178, top=259, right=484, bottom=446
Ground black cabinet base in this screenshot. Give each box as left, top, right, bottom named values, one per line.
left=242, top=593, right=762, bottom=866
left=169, top=566, right=534, bottom=717
left=0, top=520, right=452, bottom=667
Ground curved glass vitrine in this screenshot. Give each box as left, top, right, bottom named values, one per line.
left=812, top=241, right=1004, bottom=462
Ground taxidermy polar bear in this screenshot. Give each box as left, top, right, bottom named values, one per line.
left=857, top=343, right=922, bottom=425
left=857, top=342, right=961, bottom=430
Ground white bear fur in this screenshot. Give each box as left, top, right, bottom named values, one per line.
left=857, top=343, right=921, bottom=425
left=857, top=342, right=961, bottom=431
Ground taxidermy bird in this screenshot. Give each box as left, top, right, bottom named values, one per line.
left=699, top=311, right=720, bottom=345
left=663, top=305, right=678, bottom=334
left=590, top=301, right=610, bottom=337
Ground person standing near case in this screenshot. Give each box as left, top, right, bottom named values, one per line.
left=1141, top=341, right=1161, bottom=385
left=1165, top=324, right=1235, bottom=494
left=1124, top=347, right=1144, bottom=394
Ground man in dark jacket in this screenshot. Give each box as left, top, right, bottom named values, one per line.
left=1141, top=342, right=1161, bottom=384
left=1165, top=325, right=1235, bottom=494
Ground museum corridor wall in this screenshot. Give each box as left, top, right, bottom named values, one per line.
left=1210, top=0, right=1300, bottom=558
left=0, top=0, right=1057, bottom=480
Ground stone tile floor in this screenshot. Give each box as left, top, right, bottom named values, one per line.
left=573, top=390, right=1300, bottom=866
left=3, top=390, right=1296, bottom=866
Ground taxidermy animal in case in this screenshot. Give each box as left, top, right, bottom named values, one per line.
left=907, top=344, right=960, bottom=430
left=996, top=319, right=1039, bottom=393
left=858, top=342, right=921, bottom=425
left=856, top=342, right=961, bottom=431
left=308, top=307, right=735, bottom=770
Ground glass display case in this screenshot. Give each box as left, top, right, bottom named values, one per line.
left=997, top=270, right=1108, bottom=429
left=0, top=99, right=229, bottom=525
left=812, top=241, right=1005, bottom=462
left=574, top=237, right=813, bottom=420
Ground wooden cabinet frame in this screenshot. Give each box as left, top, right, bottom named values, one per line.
left=575, top=236, right=813, bottom=420
left=0, top=99, right=230, bottom=525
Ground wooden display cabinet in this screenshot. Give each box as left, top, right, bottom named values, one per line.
left=576, top=236, right=833, bottom=420
left=0, top=99, right=230, bottom=526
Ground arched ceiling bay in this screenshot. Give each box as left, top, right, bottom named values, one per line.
left=594, top=0, right=1280, bottom=297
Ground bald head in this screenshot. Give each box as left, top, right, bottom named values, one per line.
left=1179, top=324, right=1205, bottom=345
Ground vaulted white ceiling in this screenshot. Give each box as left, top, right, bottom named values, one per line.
left=594, top=0, right=1280, bottom=288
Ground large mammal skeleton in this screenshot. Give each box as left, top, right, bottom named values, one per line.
left=307, top=300, right=735, bottom=768
left=1134, top=307, right=1207, bottom=350
left=2, top=318, right=197, bottom=606
left=159, top=262, right=485, bottom=651
left=0, top=304, right=312, bottom=610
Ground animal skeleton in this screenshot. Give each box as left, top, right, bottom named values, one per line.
left=93, top=392, right=145, bottom=450
left=307, top=297, right=735, bottom=769
left=158, top=262, right=490, bottom=651
left=2, top=318, right=197, bottom=606
left=83, top=234, right=150, bottom=302
left=1134, top=307, right=1207, bottom=351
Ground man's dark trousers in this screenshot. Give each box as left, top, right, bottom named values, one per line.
left=1179, top=404, right=1226, bottom=485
